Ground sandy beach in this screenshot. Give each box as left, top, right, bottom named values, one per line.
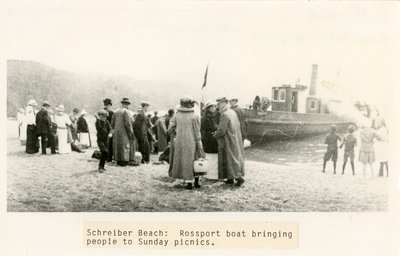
left=7, top=118, right=388, bottom=212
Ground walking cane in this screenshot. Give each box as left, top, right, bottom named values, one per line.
left=88, top=130, right=92, bottom=147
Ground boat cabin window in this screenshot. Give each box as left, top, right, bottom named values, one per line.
left=310, top=100, right=316, bottom=110
left=279, top=89, right=286, bottom=102
left=273, top=89, right=279, bottom=101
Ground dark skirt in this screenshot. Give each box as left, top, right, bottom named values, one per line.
left=26, top=125, right=39, bottom=154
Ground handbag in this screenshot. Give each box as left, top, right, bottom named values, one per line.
left=194, top=158, right=208, bottom=176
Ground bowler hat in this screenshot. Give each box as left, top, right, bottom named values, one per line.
left=141, top=101, right=150, bottom=107
left=121, top=98, right=131, bottom=105
left=103, top=98, right=112, bottom=106
left=42, top=100, right=50, bottom=107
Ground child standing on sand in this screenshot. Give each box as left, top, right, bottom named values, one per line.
left=359, top=120, right=380, bottom=178
left=95, top=110, right=113, bottom=173
left=341, top=125, right=357, bottom=175
left=322, top=125, right=342, bottom=174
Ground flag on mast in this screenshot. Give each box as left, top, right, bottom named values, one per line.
left=202, top=64, right=208, bottom=89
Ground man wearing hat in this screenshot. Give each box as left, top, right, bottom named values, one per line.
left=36, top=100, right=56, bottom=154
left=103, top=98, right=114, bottom=161
left=111, top=98, right=135, bottom=166
left=229, top=96, right=247, bottom=141
left=133, top=101, right=152, bottom=164
left=214, top=97, right=245, bottom=186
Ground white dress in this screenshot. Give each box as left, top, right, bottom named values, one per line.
left=376, top=127, right=389, bottom=162
left=54, top=113, right=72, bottom=154
left=20, top=106, right=36, bottom=143
left=79, top=133, right=90, bottom=147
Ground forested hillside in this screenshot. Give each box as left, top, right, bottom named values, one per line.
left=7, top=60, right=191, bottom=116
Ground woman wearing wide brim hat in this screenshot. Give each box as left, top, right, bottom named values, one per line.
left=55, top=104, right=65, bottom=112
left=169, top=95, right=206, bottom=189
left=54, top=104, right=73, bottom=154
left=24, top=99, right=39, bottom=154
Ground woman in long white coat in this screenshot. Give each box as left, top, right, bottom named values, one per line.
left=54, top=105, right=72, bottom=154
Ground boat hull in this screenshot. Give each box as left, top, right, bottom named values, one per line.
left=243, top=109, right=354, bottom=143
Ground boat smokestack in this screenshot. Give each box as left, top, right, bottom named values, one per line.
left=309, top=64, right=318, bottom=96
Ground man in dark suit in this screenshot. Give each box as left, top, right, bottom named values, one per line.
left=103, top=98, right=114, bottom=162
left=134, top=101, right=152, bottom=164
left=36, top=101, right=56, bottom=154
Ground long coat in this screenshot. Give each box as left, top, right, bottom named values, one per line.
left=156, top=117, right=168, bottom=152
left=168, top=107, right=202, bottom=181
left=95, top=119, right=112, bottom=152
left=231, top=104, right=247, bottom=139
left=111, top=107, right=134, bottom=162
left=36, top=108, right=52, bottom=135
left=201, top=111, right=218, bottom=153
left=77, top=116, right=89, bottom=133
left=134, top=110, right=151, bottom=162
left=214, top=106, right=245, bottom=179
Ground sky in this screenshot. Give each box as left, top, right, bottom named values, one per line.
left=3, top=1, right=400, bottom=113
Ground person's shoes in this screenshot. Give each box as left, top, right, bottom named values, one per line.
left=235, top=177, right=245, bottom=187
left=322, top=170, right=325, bottom=173
left=98, top=168, right=104, bottom=173
left=341, top=172, right=344, bottom=175
left=224, top=179, right=234, bottom=185
left=194, top=178, right=201, bottom=188
left=333, top=171, right=336, bottom=175
left=185, top=183, right=193, bottom=190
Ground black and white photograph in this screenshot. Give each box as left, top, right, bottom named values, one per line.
left=4, top=1, right=398, bottom=215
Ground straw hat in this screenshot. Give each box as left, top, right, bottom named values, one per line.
left=203, top=100, right=217, bottom=110
left=98, top=109, right=108, bottom=116
left=28, top=100, right=37, bottom=106
left=55, top=104, right=65, bottom=112
left=80, top=109, right=88, bottom=115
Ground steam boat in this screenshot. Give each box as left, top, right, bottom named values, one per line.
left=244, top=64, right=355, bottom=143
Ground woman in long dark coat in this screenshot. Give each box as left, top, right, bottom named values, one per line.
left=201, top=101, right=219, bottom=153
left=25, top=100, right=39, bottom=154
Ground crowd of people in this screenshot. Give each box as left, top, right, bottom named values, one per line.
left=16, top=95, right=248, bottom=189
left=16, top=95, right=388, bottom=191
left=17, top=100, right=89, bottom=155
left=322, top=113, right=389, bottom=178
